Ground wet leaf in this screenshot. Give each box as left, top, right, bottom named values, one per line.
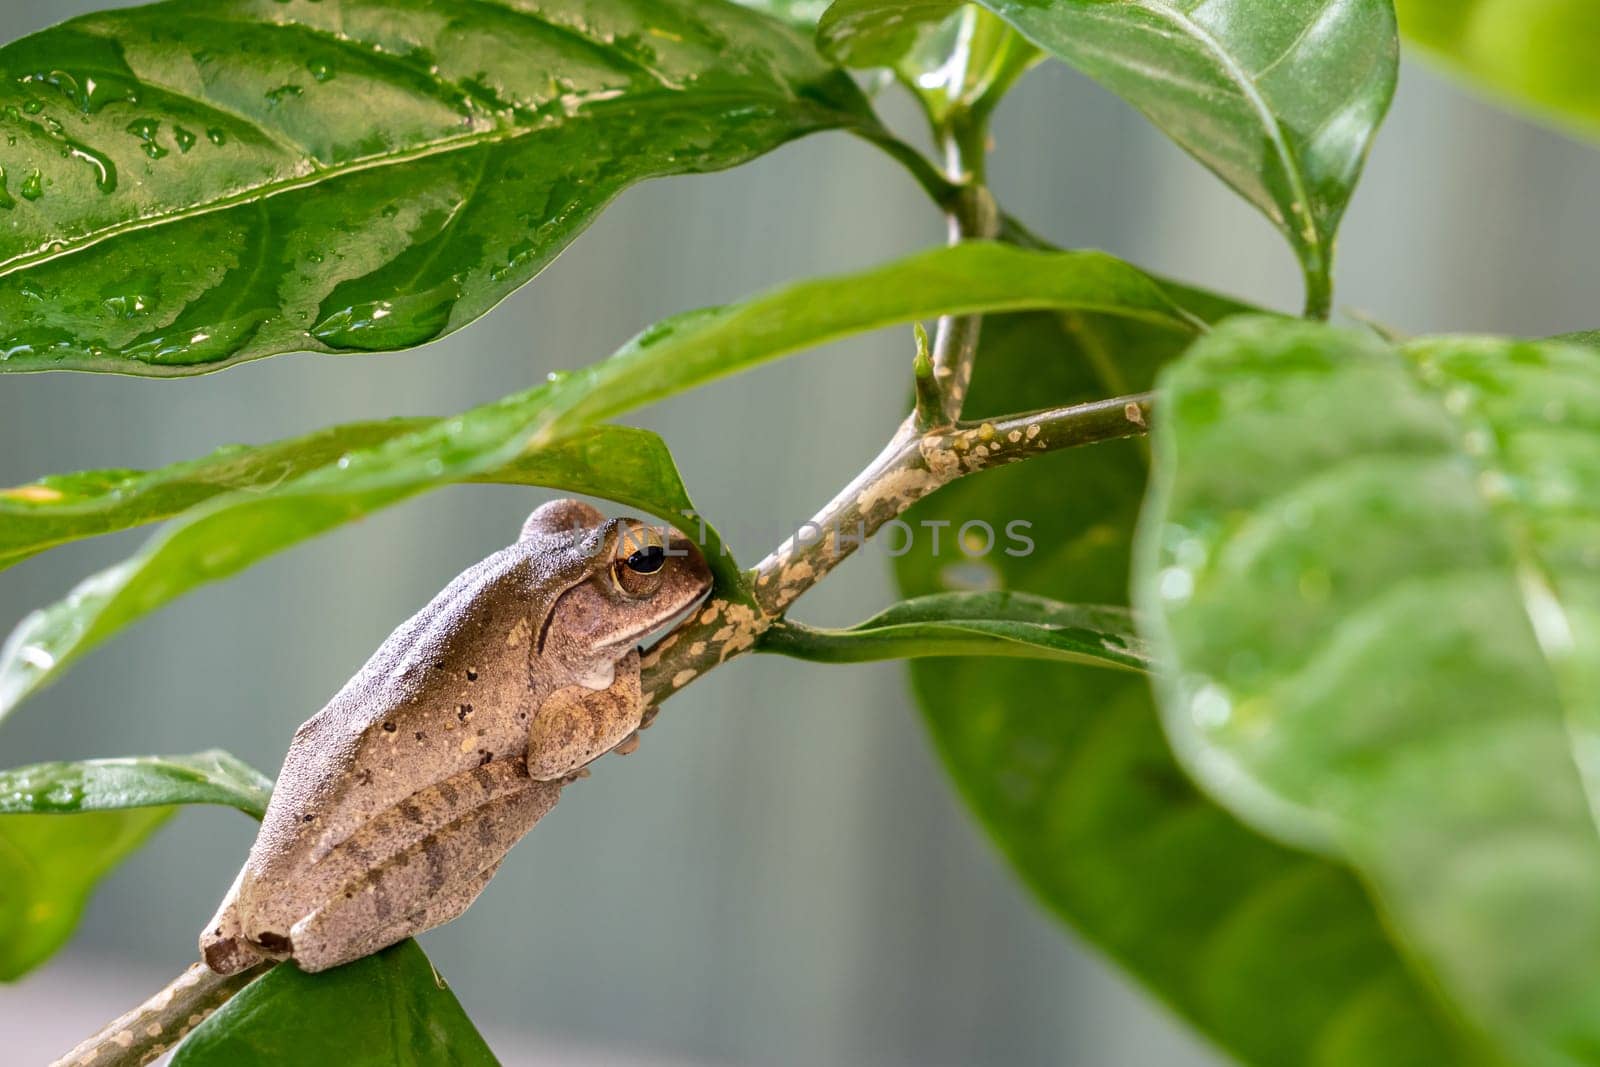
left=1136, top=318, right=1600, bottom=1064
left=1397, top=0, right=1600, bottom=138
left=894, top=310, right=1475, bottom=1065
left=761, top=592, right=1149, bottom=670
left=172, top=939, right=498, bottom=1066
left=0, top=750, right=273, bottom=818
left=0, top=0, right=874, bottom=374
left=826, top=0, right=1398, bottom=315
left=0, top=749, right=271, bottom=980
left=0, top=241, right=1203, bottom=721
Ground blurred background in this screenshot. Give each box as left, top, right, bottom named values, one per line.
left=2, top=1, right=1596, bottom=1063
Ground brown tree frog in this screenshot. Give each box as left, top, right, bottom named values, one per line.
left=199, top=500, right=711, bottom=975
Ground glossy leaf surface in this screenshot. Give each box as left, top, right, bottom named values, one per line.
left=0, top=749, right=271, bottom=979
left=0, top=0, right=872, bottom=375
left=533, top=242, right=1200, bottom=441
left=0, top=242, right=1202, bottom=720
left=172, top=939, right=498, bottom=1066
left=762, top=591, right=1148, bottom=670
left=0, top=750, right=273, bottom=818
left=819, top=1, right=1039, bottom=127
left=1137, top=318, right=1600, bottom=1064
left=895, top=311, right=1472, bottom=1065
left=831, top=0, right=1397, bottom=314
left=1397, top=0, right=1600, bottom=138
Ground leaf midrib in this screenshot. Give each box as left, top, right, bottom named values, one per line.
left=1136, top=1, right=1316, bottom=245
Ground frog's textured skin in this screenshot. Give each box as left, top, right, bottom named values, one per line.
left=199, top=500, right=711, bottom=975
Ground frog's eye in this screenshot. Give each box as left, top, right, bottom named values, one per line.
left=625, top=546, right=667, bottom=574
left=612, top=525, right=667, bottom=597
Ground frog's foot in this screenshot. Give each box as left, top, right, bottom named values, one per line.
left=199, top=869, right=270, bottom=975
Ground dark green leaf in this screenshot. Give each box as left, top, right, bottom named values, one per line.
left=864, top=0, right=1398, bottom=316
left=895, top=310, right=1473, bottom=1065
left=0, top=750, right=273, bottom=818
left=0, top=808, right=170, bottom=979
left=0, top=0, right=873, bottom=375
left=761, top=591, right=1148, bottom=670
left=1397, top=0, right=1600, bottom=138
left=172, top=939, right=498, bottom=1067
left=0, top=241, right=1203, bottom=721
left=1136, top=318, right=1600, bottom=1064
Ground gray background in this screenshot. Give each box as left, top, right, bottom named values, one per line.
left=2, top=2, right=1595, bottom=1064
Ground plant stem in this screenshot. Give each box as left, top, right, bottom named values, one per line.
left=52, top=960, right=274, bottom=1067
left=639, top=393, right=1153, bottom=712
left=928, top=111, right=1001, bottom=426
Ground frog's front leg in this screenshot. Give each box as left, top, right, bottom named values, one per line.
left=526, top=648, right=645, bottom=781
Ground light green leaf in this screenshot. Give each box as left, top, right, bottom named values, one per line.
left=842, top=0, right=1398, bottom=316
left=534, top=241, right=1200, bottom=441
left=0, top=750, right=273, bottom=818
left=819, top=2, right=1040, bottom=127
left=735, top=0, right=835, bottom=27
left=896, top=310, right=1474, bottom=1065
left=0, top=242, right=1200, bottom=722
left=0, top=418, right=730, bottom=721
left=0, top=0, right=873, bottom=375
left=172, top=939, right=498, bottom=1066
left=1136, top=318, right=1600, bottom=1065
left=0, top=419, right=428, bottom=571
left=761, top=592, right=1149, bottom=670
left=0, top=807, right=171, bottom=980
left=0, top=748, right=272, bottom=980
left=1397, top=0, right=1600, bottom=139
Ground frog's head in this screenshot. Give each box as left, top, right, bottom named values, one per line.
left=521, top=499, right=713, bottom=665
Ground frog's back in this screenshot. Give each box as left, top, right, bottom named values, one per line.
left=239, top=540, right=561, bottom=918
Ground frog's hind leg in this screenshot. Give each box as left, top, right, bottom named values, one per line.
left=286, top=771, right=561, bottom=972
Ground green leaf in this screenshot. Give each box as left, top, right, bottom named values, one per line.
left=0, top=0, right=873, bottom=375
left=172, top=938, right=498, bottom=1067
left=819, top=2, right=1040, bottom=127
left=761, top=591, right=1149, bottom=670
left=0, top=750, right=273, bottom=818
left=534, top=241, right=1201, bottom=440
left=858, top=0, right=1398, bottom=316
left=0, top=242, right=1200, bottom=721
left=0, top=419, right=428, bottom=571
left=0, top=807, right=171, bottom=980
left=1136, top=318, right=1600, bottom=1064
left=0, top=749, right=271, bottom=979
left=895, top=310, right=1474, bottom=1065
left=0, top=416, right=729, bottom=721
left=1397, top=0, right=1600, bottom=139
left=735, top=0, right=835, bottom=28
